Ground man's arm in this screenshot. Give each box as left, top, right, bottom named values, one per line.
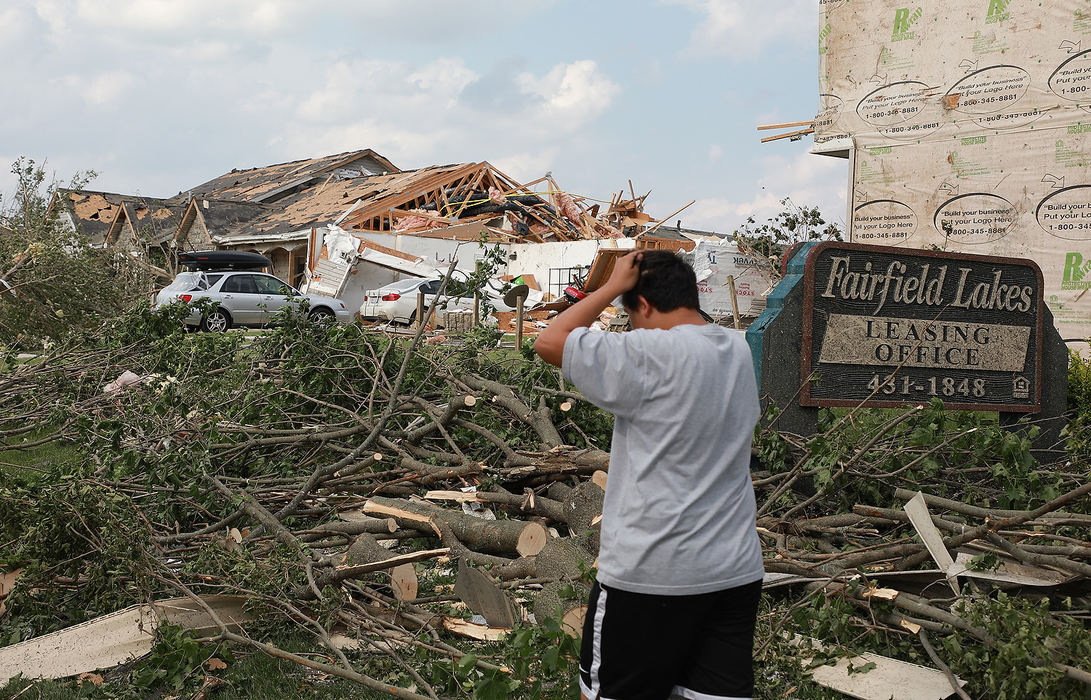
left=534, top=250, right=642, bottom=367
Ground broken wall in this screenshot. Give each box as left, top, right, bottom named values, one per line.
left=818, top=0, right=1091, bottom=342
left=507, top=239, right=634, bottom=297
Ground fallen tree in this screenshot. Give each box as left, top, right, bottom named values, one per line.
left=0, top=303, right=1088, bottom=699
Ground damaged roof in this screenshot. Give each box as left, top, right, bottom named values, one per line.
left=207, top=162, right=510, bottom=243
left=51, top=189, right=188, bottom=247
left=183, top=149, right=400, bottom=204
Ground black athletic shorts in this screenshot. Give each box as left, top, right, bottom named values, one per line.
left=578, top=578, right=763, bottom=700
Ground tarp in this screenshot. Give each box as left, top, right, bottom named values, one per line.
left=683, top=240, right=774, bottom=319
left=818, top=0, right=1091, bottom=343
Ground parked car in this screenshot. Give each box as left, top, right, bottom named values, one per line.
left=154, top=270, right=354, bottom=331
left=360, top=278, right=476, bottom=324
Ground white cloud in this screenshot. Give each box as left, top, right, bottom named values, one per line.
left=517, top=60, right=620, bottom=129
left=281, top=57, right=616, bottom=175
left=490, top=149, right=558, bottom=183
left=80, top=71, right=134, bottom=106
left=0, top=7, right=30, bottom=42
left=665, top=0, right=813, bottom=60
left=684, top=151, right=847, bottom=233
left=707, top=144, right=723, bottom=162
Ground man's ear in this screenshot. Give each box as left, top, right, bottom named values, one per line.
left=634, top=295, right=654, bottom=319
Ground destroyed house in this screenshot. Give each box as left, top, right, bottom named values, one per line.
left=49, top=190, right=187, bottom=249
left=44, top=147, right=649, bottom=295
left=178, top=159, right=630, bottom=288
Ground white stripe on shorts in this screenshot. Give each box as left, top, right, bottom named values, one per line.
left=670, top=685, right=750, bottom=700
left=580, top=585, right=609, bottom=699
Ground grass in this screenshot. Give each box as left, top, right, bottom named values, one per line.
left=0, top=428, right=82, bottom=484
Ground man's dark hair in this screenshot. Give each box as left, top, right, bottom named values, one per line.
left=620, top=250, right=700, bottom=313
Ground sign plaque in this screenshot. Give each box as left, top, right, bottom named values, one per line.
left=801, top=242, right=1043, bottom=412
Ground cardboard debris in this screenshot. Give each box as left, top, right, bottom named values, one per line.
left=953, top=551, right=1072, bottom=588
left=796, top=636, right=966, bottom=700
left=903, top=492, right=961, bottom=596
left=807, top=649, right=966, bottom=700
left=454, top=558, right=516, bottom=628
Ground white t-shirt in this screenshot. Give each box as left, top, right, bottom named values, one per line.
left=563, top=323, right=764, bottom=595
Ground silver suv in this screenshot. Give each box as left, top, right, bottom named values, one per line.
left=155, top=271, right=354, bottom=331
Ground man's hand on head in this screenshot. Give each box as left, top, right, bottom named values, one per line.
left=533, top=249, right=643, bottom=368
left=604, top=251, right=643, bottom=295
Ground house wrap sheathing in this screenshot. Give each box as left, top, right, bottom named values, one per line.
left=817, top=0, right=1091, bottom=343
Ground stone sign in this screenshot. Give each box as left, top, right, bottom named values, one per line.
left=801, top=242, right=1043, bottom=412
left=747, top=241, right=1069, bottom=446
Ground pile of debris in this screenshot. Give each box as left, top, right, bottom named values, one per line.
left=336, top=165, right=640, bottom=244
left=0, top=313, right=1088, bottom=698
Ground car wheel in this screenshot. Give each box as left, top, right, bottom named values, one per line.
left=309, top=307, right=335, bottom=323
left=201, top=309, right=232, bottom=332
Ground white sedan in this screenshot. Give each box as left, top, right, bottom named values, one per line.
left=361, top=278, right=476, bottom=324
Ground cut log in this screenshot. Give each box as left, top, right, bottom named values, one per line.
left=0, top=596, right=250, bottom=686
left=300, top=517, right=398, bottom=542
left=533, top=581, right=589, bottom=638
left=0, top=568, right=21, bottom=617
left=343, top=533, right=394, bottom=566
left=391, top=564, right=418, bottom=601
left=563, top=480, right=604, bottom=553
left=362, top=500, right=441, bottom=536
left=562, top=605, right=587, bottom=639
left=534, top=538, right=596, bottom=582
left=367, top=497, right=548, bottom=558
left=546, top=482, right=573, bottom=502
left=591, top=470, right=607, bottom=491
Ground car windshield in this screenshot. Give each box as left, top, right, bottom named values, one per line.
left=164, top=272, right=206, bottom=291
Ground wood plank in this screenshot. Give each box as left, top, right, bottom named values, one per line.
left=757, top=119, right=815, bottom=130
left=0, top=596, right=251, bottom=686
left=760, top=127, right=815, bottom=143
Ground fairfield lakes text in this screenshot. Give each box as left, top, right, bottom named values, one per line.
left=822, top=255, right=1034, bottom=315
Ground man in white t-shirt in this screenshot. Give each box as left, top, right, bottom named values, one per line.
left=534, top=250, right=764, bottom=700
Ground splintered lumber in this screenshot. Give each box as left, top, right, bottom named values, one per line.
left=756, top=119, right=815, bottom=131
left=344, top=533, right=419, bottom=601
left=423, top=488, right=566, bottom=524
left=441, top=617, right=509, bottom=641
left=367, top=496, right=548, bottom=557
left=363, top=500, right=442, bottom=536
left=0, top=596, right=251, bottom=686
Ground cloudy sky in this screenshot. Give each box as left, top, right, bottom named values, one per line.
left=0, top=0, right=847, bottom=234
